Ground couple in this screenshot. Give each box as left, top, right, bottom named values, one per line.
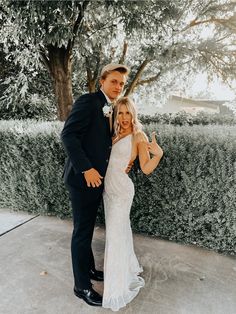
left=61, top=63, right=163, bottom=311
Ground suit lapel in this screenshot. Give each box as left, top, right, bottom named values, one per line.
left=111, top=111, right=115, bottom=136
left=105, top=116, right=111, bottom=134
left=96, top=90, right=111, bottom=135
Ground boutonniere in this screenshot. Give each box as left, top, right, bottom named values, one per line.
left=102, top=103, right=113, bottom=117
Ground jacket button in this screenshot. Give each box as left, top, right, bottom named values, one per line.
left=106, top=159, right=109, bottom=163
left=109, top=146, right=112, bottom=149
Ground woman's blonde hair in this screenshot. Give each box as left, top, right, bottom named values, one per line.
left=113, top=97, right=142, bottom=136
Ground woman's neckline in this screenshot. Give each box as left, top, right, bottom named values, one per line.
left=112, top=133, right=132, bottom=145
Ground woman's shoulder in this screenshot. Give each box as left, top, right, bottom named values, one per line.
left=133, top=130, right=148, bottom=143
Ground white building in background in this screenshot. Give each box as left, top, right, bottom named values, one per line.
left=157, top=95, right=234, bottom=115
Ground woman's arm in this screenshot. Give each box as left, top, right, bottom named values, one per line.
left=137, top=131, right=163, bottom=175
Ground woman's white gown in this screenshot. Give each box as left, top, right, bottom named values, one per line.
left=102, top=134, right=145, bottom=311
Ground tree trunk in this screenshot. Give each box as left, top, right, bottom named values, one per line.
left=47, top=45, right=73, bottom=121
left=86, top=64, right=96, bottom=92
left=85, top=56, right=99, bottom=93
left=125, top=59, right=149, bottom=96
left=38, top=3, right=90, bottom=121
left=88, top=79, right=96, bottom=93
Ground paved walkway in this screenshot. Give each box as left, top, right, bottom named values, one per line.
left=0, top=208, right=236, bottom=314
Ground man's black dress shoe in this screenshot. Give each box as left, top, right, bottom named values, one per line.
left=74, top=286, right=102, bottom=306
left=89, top=269, right=104, bottom=281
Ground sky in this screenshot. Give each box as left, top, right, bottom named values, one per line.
left=134, top=72, right=236, bottom=115
left=186, top=73, right=236, bottom=101
left=134, top=12, right=236, bottom=114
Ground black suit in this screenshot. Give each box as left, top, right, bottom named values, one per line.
left=61, top=90, right=112, bottom=289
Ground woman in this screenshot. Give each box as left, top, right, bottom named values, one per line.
left=103, top=97, right=163, bottom=311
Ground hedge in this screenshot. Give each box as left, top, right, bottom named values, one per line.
left=139, top=111, right=236, bottom=126
left=0, top=120, right=235, bottom=255
left=0, top=120, right=69, bottom=216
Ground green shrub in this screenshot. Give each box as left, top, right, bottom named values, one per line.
left=0, top=120, right=235, bottom=255
left=130, top=124, right=236, bottom=255
left=0, top=120, right=70, bottom=217
left=139, top=111, right=236, bottom=126
left=0, top=95, right=56, bottom=121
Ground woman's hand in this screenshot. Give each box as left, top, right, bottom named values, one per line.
left=147, top=132, right=163, bottom=158
left=125, top=160, right=134, bottom=173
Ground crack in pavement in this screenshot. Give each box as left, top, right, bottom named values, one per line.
left=0, top=214, right=40, bottom=237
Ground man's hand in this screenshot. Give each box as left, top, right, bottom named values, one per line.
left=84, top=168, right=103, bottom=187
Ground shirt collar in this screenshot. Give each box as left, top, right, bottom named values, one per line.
left=100, top=89, right=113, bottom=105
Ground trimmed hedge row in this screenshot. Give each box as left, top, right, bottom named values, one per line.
left=139, top=111, right=236, bottom=126
left=0, top=120, right=235, bottom=255
left=0, top=120, right=69, bottom=216
left=130, top=123, right=236, bottom=255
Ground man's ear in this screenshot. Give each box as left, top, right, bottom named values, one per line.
left=99, top=78, right=104, bottom=87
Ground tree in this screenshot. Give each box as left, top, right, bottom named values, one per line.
left=0, top=0, right=91, bottom=120
left=0, top=0, right=184, bottom=119
left=1, top=0, right=236, bottom=120
left=71, top=0, right=236, bottom=109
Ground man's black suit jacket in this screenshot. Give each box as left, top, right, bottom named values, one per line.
left=61, top=90, right=112, bottom=189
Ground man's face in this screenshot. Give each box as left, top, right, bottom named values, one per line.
left=100, top=71, right=127, bottom=101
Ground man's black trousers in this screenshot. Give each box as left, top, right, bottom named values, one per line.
left=66, top=184, right=103, bottom=289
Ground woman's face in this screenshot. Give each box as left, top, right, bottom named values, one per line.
left=117, top=104, right=132, bottom=132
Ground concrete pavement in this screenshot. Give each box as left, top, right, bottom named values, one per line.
left=0, top=208, right=236, bottom=314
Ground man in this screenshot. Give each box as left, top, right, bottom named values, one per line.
left=61, top=63, right=129, bottom=306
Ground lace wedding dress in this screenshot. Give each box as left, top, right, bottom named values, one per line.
left=102, top=134, right=145, bottom=312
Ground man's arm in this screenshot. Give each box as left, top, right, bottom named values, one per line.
left=61, top=94, right=93, bottom=174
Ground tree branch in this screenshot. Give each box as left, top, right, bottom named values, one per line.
left=201, top=2, right=236, bottom=15
left=125, top=59, right=149, bottom=96
left=39, top=50, right=51, bottom=74
left=73, top=1, right=90, bottom=45
left=198, top=45, right=236, bottom=66
left=85, top=56, right=93, bottom=92
left=0, top=5, right=8, bottom=18
left=86, top=21, right=118, bottom=39
left=85, top=47, right=102, bottom=92
left=215, top=33, right=233, bottom=43
left=200, top=51, right=226, bottom=80
left=119, top=40, right=128, bottom=64
left=66, top=1, right=90, bottom=55
left=196, top=0, right=215, bottom=18
left=174, top=0, right=195, bottom=27
left=181, top=17, right=226, bottom=32
left=93, top=50, right=101, bottom=82
left=136, top=72, right=161, bottom=86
